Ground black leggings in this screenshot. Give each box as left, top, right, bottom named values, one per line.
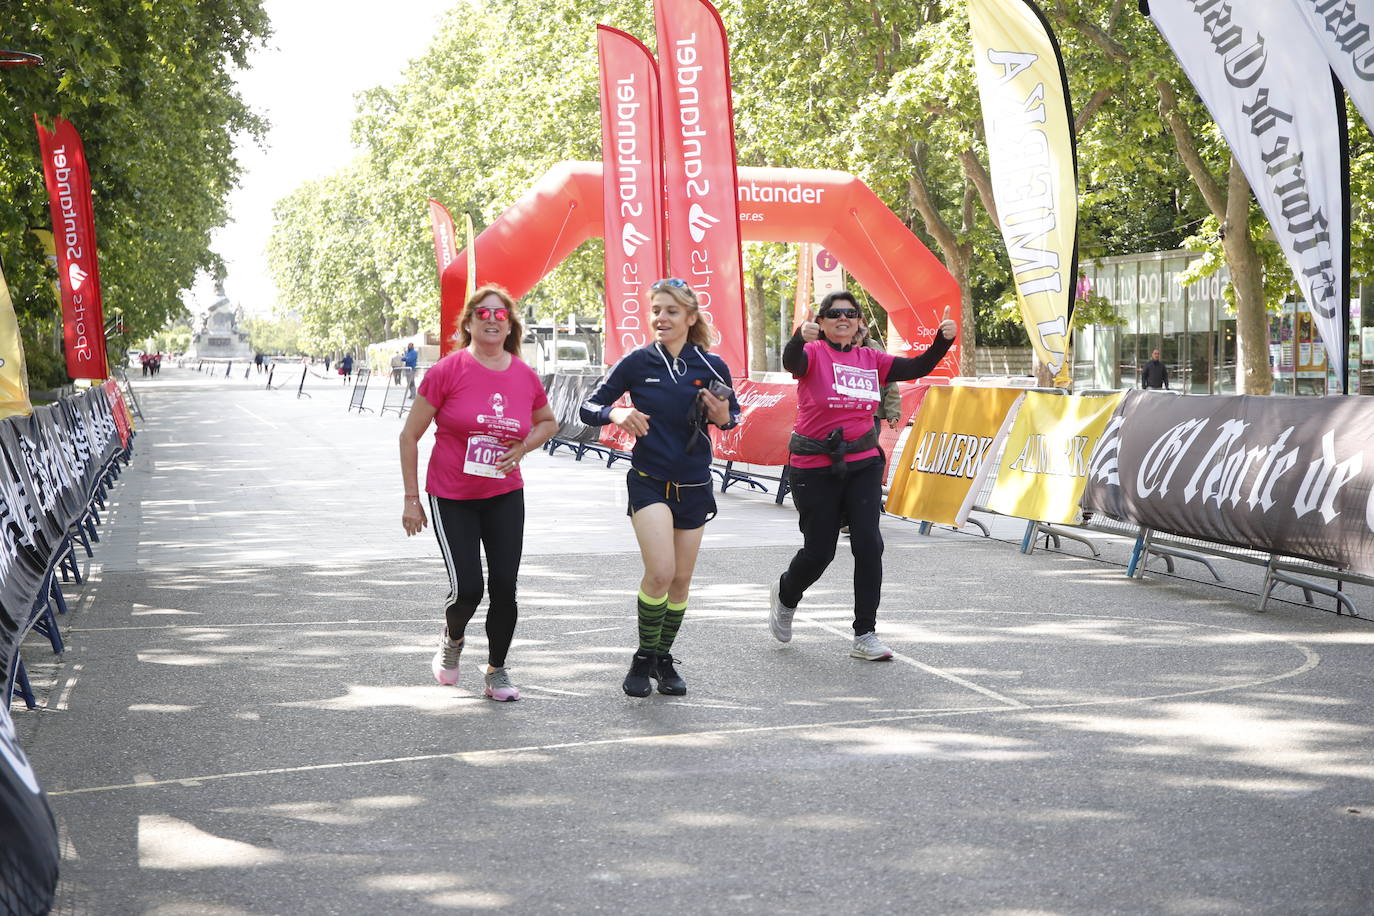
left=429, top=489, right=525, bottom=668
left=778, top=458, right=885, bottom=635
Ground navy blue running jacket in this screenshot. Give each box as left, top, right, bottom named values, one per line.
left=580, top=342, right=741, bottom=484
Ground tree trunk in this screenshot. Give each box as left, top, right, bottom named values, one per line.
left=950, top=256, right=977, bottom=377
left=1222, top=158, right=1272, bottom=395
left=745, top=272, right=767, bottom=378
left=906, top=150, right=976, bottom=376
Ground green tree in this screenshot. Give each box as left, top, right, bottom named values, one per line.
left=0, top=0, right=269, bottom=386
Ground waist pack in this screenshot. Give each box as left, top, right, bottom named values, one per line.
left=788, top=427, right=881, bottom=476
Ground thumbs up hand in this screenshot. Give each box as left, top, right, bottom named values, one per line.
left=800, top=307, right=820, bottom=342
left=938, top=305, right=957, bottom=341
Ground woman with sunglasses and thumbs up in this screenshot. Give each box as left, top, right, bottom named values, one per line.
left=400, top=285, right=559, bottom=702
left=580, top=278, right=740, bottom=698
left=768, top=291, right=956, bottom=661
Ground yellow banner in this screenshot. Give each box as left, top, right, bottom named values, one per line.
left=968, top=0, right=1077, bottom=380
left=984, top=391, right=1123, bottom=524
left=0, top=263, right=32, bottom=419
left=886, top=385, right=1025, bottom=526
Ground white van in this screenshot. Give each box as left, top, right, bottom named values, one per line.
left=126, top=349, right=144, bottom=368
left=551, top=340, right=591, bottom=371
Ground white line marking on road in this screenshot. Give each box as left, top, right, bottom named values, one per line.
left=233, top=403, right=281, bottom=429
left=561, top=627, right=621, bottom=636
left=53, top=664, right=82, bottom=712
left=519, top=685, right=588, bottom=697
left=798, top=614, right=1028, bottom=708
left=47, top=638, right=1320, bottom=799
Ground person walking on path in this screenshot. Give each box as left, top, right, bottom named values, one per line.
left=1141, top=348, right=1169, bottom=390
left=580, top=278, right=740, bottom=698
left=769, top=290, right=956, bottom=660
left=402, top=342, right=420, bottom=396
left=399, top=285, right=558, bottom=702
left=339, top=353, right=353, bottom=381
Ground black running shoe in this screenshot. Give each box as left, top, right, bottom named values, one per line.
left=652, top=652, right=687, bottom=696
left=622, top=649, right=655, bottom=697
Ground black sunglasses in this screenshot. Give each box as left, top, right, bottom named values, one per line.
left=651, top=277, right=689, bottom=291
left=822, top=307, right=860, bottom=320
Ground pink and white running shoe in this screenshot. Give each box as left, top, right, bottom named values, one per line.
left=431, top=630, right=462, bottom=686
left=483, top=667, right=520, bottom=702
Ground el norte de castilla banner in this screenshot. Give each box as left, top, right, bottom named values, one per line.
left=1144, top=0, right=1350, bottom=385
left=1083, top=391, right=1374, bottom=575
left=1290, top=0, right=1374, bottom=133
left=967, top=0, right=1078, bottom=382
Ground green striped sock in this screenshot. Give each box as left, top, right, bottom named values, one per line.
left=657, top=598, right=687, bottom=654
left=637, top=590, right=668, bottom=652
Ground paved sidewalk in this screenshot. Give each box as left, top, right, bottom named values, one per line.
left=11, top=366, right=1374, bottom=915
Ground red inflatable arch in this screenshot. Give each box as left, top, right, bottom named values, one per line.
left=441, top=161, right=959, bottom=371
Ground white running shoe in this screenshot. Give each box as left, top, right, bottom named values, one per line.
left=850, top=631, right=894, bottom=661
left=431, top=630, right=463, bottom=686
left=769, top=580, right=795, bottom=643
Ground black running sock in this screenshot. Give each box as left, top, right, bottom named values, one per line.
left=657, top=598, right=687, bottom=654
left=637, top=590, right=668, bottom=652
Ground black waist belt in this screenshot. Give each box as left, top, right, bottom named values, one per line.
left=788, top=427, right=880, bottom=475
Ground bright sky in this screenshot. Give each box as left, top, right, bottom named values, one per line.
left=199, top=0, right=458, bottom=317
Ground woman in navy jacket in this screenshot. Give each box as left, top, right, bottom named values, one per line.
left=581, top=279, right=740, bottom=698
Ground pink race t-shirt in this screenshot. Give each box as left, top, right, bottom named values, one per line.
left=790, top=340, right=895, bottom=470
left=418, top=349, right=548, bottom=500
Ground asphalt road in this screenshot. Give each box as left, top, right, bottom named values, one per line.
left=11, top=365, right=1374, bottom=915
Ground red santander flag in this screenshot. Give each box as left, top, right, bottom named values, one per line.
left=598, top=25, right=666, bottom=366
left=35, top=115, right=108, bottom=379
left=427, top=198, right=458, bottom=282
left=655, top=0, right=747, bottom=375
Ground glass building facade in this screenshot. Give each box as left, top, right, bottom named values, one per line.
left=1075, top=250, right=1370, bottom=395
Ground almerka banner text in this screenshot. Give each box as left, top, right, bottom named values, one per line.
left=655, top=0, right=748, bottom=375
left=34, top=116, right=108, bottom=380
left=1145, top=0, right=1349, bottom=383
left=1083, top=391, right=1374, bottom=574
left=427, top=199, right=457, bottom=282
left=598, top=25, right=666, bottom=366
left=885, top=385, right=1026, bottom=527
left=1290, top=0, right=1374, bottom=132
left=968, top=0, right=1078, bottom=378
left=984, top=390, right=1124, bottom=524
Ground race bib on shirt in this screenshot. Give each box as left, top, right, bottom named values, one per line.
left=463, top=434, right=507, bottom=479
left=832, top=364, right=880, bottom=401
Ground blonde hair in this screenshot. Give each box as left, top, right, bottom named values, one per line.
left=456, top=284, right=524, bottom=355
left=651, top=280, right=716, bottom=350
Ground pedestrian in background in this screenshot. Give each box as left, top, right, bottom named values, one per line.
left=1141, top=348, right=1169, bottom=390
left=400, top=285, right=558, bottom=702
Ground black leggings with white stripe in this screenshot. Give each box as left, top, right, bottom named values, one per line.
left=429, top=489, right=525, bottom=668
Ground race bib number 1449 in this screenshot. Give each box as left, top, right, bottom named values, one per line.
left=832, top=364, right=880, bottom=401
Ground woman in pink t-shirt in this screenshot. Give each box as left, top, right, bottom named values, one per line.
left=399, top=285, right=559, bottom=702
left=768, top=290, right=956, bottom=661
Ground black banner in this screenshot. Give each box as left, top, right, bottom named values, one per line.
left=1, top=388, right=123, bottom=683
left=546, top=374, right=607, bottom=445
left=1084, top=391, right=1374, bottom=573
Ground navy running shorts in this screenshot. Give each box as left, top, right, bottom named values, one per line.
left=626, top=468, right=717, bottom=530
